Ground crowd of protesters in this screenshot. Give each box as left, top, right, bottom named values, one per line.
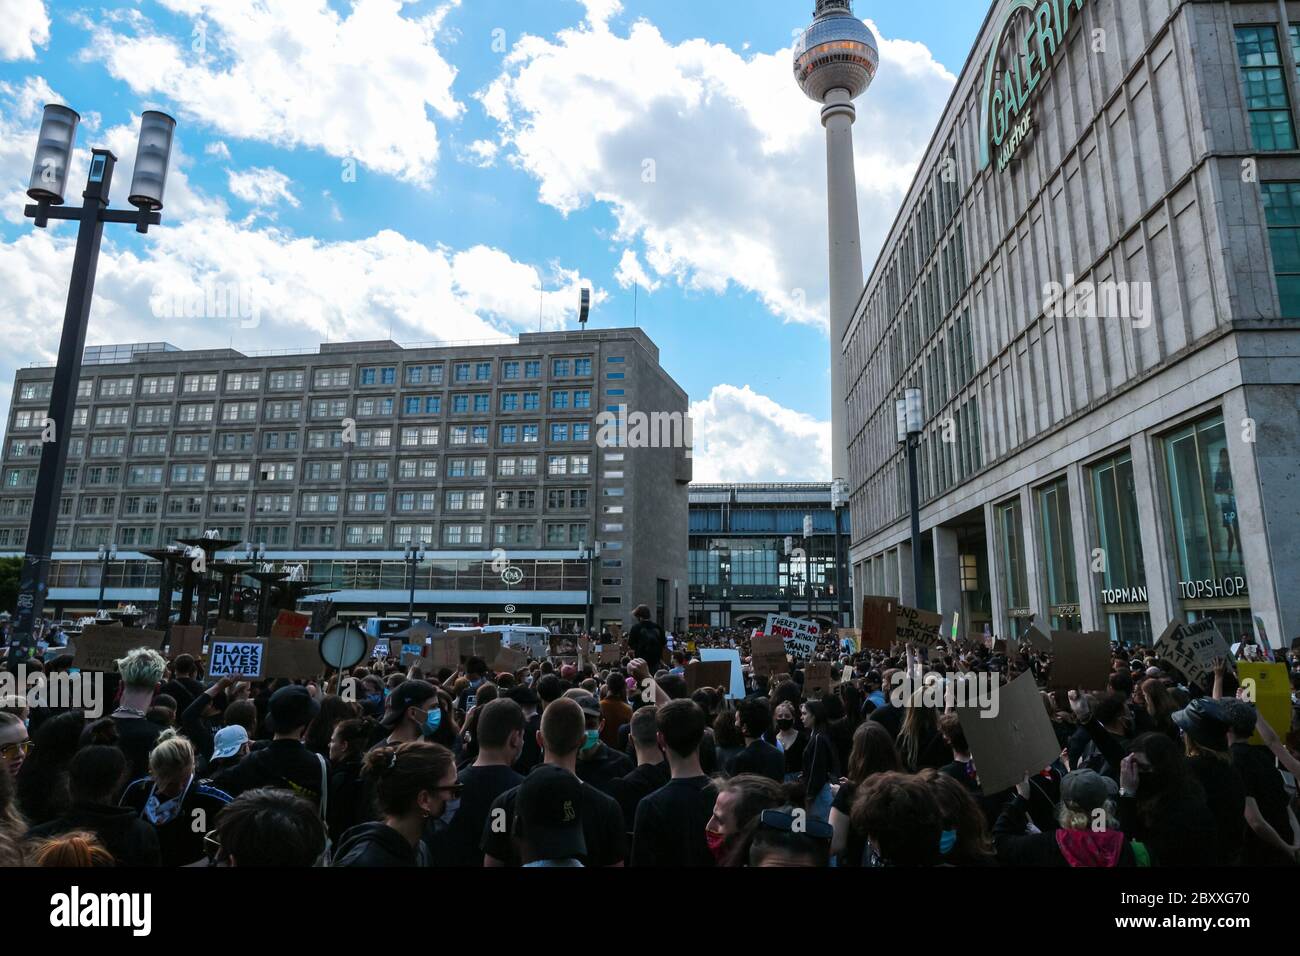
left=1, top=603, right=1297, bottom=868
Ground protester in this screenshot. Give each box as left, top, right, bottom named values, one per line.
left=207, top=788, right=327, bottom=867
left=430, top=698, right=524, bottom=866
left=0, top=711, right=29, bottom=779
left=600, top=673, right=633, bottom=749
left=212, top=685, right=327, bottom=816
left=111, top=648, right=168, bottom=782
left=773, top=700, right=806, bottom=781
left=333, top=741, right=458, bottom=867
left=726, top=697, right=785, bottom=783
left=572, top=693, right=634, bottom=789
left=326, top=717, right=378, bottom=844
left=830, top=721, right=900, bottom=866
left=1220, top=698, right=1299, bottom=865
left=628, top=605, right=667, bottom=667
left=631, top=699, right=717, bottom=867
left=205, top=725, right=251, bottom=779
left=706, top=773, right=788, bottom=866
left=120, top=730, right=232, bottom=866
left=748, top=807, right=833, bottom=867
left=1116, top=733, right=1219, bottom=866
left=28, top=831, right=116, bottom=867
left=481, top=698, right=627, bottom=867
left=15, top=709, right=84, bottom=826
left=0, top=757, right=25, bottom=867
left=515, top=764, right=588, bottom=867
left=994, top=769, right=1150, bottom=867
left=851, top=771, right=943, bottom=867
left=801, top=700, right=840, bottom=823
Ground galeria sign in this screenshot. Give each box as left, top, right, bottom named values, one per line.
left=978, top=0, right=1092, bottom=173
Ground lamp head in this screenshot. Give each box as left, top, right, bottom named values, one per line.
left=128, top=111, right=176, bottom=211
left=27, top=104, right=80, bottom=205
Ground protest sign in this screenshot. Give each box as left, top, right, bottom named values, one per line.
left=428, top=636, right=461, bottom=672
left=699, top=648, right=746, bottom=699
left=685, top=659, right=732, bottom=695
left=168, top=624, right=205, bottom=659
left=400, top=643, right=425, bottom=668
left=270, top=610, right=311, bottom=640
left=461, top=632, right=502, bottom=667
left=1048, top=630, right=1111, bottom=690
left=956, top=671, right=1061, bottom=794
left=765, top=614, right=819, bottom=660
left=373, top=639, right=390, bottom=658
left=214, top=620, right=258, bottom=639
left=895, top=605, right=942, bottom=649
left=860, top=596, right=897, bottom=650
left=804, top=661, right=833, bottom=698
left=494, top=645, right=527, bottom=674
left=73, top=627, right=165, bottom=673
left=751, top=635, right=788, bottom=677
left=1154, top=619, right=1231, bottom=686
left=1023, top=625, right=1053, bottom=654
left=1236, top=662, right=1291, bottom=746
left=264, top=639, right=324, bottom=680
left=208, top=640, right=266, bottom=680
left=594, top=643, right=622, bottom=666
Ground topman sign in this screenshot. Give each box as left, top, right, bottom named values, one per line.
left=978, top=0, right=1092, bottom=173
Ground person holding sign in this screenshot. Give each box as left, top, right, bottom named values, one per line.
left=333, top=741, right=459, bottom=867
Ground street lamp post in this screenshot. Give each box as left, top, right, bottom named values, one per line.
left=803, top=514, right=814, bottom=624
left=95, top=542, right=116, bottom=613
left=404, top=541, right=426, bottom=626
left=831, top=479, right=849, bottom=628
left=895, top=388, right=925, bottom=607
left=580, top=540, right=601, bottom=634
left=9, top=105, right=175, bottom=654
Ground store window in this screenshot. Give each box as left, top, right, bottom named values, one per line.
left=1161, top=413, right=1251, bottom=642
left=994, top=498, right=1031, bottom=641
left=1036, top=477, right=1080, bottom=631
left=1090, top=451, right=1152, bottom=645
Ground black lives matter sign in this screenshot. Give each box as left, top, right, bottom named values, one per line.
left=208, top=640, right=266, bottom=679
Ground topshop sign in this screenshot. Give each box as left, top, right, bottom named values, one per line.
left=978, top=0, right=1092, bottom=173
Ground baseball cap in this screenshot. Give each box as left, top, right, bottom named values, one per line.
left=381, top=679, right=438, bottom=728
left=211, top=725, right=250, bottom=760
left=267, top=685, right=320, bottom=734
left=1059, top=769, right=1118, bottom=812
left=1173, top=697, right=1230, bottom=750
left=514, top=765, right=586, bottom=863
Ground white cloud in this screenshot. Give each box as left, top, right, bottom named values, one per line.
left=0, top=0, right=50, bottom=61
left=480, top=16, right=954, bottom=329
left=227, top=166, right=300, bottom=210
left=463, top=139, right=499, bottom=168
left=689, top=385, right=830, bottom=483
left=84, top=0, right=464, bottom=184
left=205, top=140, right=231, bottom=161
left=578, top=0, right=622, bottom=28
left=614, top=249, right=659, bottom=292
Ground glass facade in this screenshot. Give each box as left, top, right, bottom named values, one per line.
left=1236, top=25, right=1297, bottom=152
left=1036, top=477, right=1080, bottom=631
left=1091, top=451, right=1151, bottom=644
left=1262, top=181, right=1300, bottom=317
left=994, top=498, right=1030, bottom=640
left=1161, top=413, right=1251, bottom=642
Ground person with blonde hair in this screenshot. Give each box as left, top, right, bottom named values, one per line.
left=994, top=769, right=1150, bottom=867
left=121, top=730, right=231, bottom=866
left=112, top=647, right=168, bottom=782
left=28, top=831, right=115, bottom=867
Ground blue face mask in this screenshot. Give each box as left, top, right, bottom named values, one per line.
left=439, top=797, right=460, bottom=825
left=581, top=729, right=600, bottom=752
left=939, top=829, right=958, bottom=855
left=421, top=707, right=442, bottom=736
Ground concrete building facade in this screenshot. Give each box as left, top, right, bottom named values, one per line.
left=843, top=0, right=1300, bottom=648
left=2, top=328, right=690, bottom=631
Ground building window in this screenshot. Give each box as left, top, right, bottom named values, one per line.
left=1090, top=451, right=1151, bottom=644
left=1036, top=477, right=1079, bottom=631
left=1262, top=181, right=1300, bottom=317
left=994, top=498, right=1029, bottom=639
left=1236, top=25, right=1297, bottom=152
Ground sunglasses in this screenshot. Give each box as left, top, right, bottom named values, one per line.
left=0, top=740, right=31, bottom=761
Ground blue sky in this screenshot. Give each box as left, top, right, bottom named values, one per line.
left=0, top=0, right=988, bottom=481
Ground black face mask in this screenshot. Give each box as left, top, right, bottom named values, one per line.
left=776, top=719, right=794, bottom=731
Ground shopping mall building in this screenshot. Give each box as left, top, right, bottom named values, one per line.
left=844, top=0, right=1299, bottom=647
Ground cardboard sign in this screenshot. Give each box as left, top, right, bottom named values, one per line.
left=1236, top=662, right=1292, bottom=746
left=765, top=614, right=819, bottom=660
left=271, top=610, right=311, bottom=640
left=956, top=672, right=1062, bottom=794
left=458, top=632, right=502, bottom=666
left=264, top=639, right=323, bottom=680
left=168, top=624, right=205, bottom=659
left=1023, top=625, right=1053, bottom=654
left=607, top=622, right=623, bottom=640
left=214, top=620, right=258, bottom=639
left=1155, top=619, right=1232, bottom=687
left=699, top=648, right=746, bottom=700
left=400, top=643, right=425, bottom=668
left=859, top=596, right=897, bottom=650
left=895, top=605, right=942, bottom=649
left=373, top=639, right=390, bottom=658
left=751, top=634, right=789, bottom=677
left=804, top=661, right=833, bottom=699
left=428, top=637, right=461, bottom=672
left=493, top=645, right=527, bottom=674
left=1048, top=630, right=1111, bottom=690
left=72, top=626, right=165, bottom=673
left=208, top=640, right=266, bottom=679
left=685, top=659, right=732, bottom=694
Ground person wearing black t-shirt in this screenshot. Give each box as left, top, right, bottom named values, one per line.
left=508, top=686, right=543, bottom=776
left=726, top=697, right=785, bottom=783
left=573, top=694, right=634, bottom=791
left=1223, top=699, right=1298, bottom=865
left=631, top=699, right=717, bottom=867
left=213, top=686, right=327, bottom=812
left=604, top=706, right=670, bottom=830
left=109, top=648, right=168, bottom=783
left=481, top=698, right=627, bottom=867
left=428, top=698, right=524, bottom=866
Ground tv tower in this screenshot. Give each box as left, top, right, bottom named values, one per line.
left=794, top=0, right=879, bottom=487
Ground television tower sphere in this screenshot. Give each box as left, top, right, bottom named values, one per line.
left=794, top=0, right=880, bottom=103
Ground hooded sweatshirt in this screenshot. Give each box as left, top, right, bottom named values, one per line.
left=332, top=822, right=420, bottom=867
